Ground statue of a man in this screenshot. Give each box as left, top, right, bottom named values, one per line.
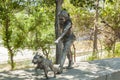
left=58, top=9, right=76, bottom=73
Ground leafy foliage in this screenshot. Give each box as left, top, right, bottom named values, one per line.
left=43, top=0, right=55, bottom=6
left=0, top=0, right=55, bottom=69
left=70, top=0, right=95, bottom=9
left=115, top=42, right=120, bottom=56
left=100, top=0, right=120, bottom=54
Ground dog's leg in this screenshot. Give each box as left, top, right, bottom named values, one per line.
left=44, top=67, right=49, bottom=79
left=49, top=64, right=56, bottom=78
left=35, top=67, right=39, bottom=76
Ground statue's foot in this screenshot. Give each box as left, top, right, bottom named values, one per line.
left=57, top=70, right=62, bottom=74
left=56, top=67, right=63, bottom=74
left=66, top=66, right=73, bottom=69
left=66, top=61, right=74, bottom=69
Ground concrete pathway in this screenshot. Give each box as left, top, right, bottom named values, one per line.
left=1, top=58, right=120, bottom=80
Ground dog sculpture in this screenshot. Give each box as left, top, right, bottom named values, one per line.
left=32, top=52, right=56, bottom=79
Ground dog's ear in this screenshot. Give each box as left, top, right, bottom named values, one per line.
left=33, top=51, right=38, bottom=55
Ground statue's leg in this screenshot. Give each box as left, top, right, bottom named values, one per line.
left=67, top=50, right=73, bottom=69
left=59, top=40, right=73, bottom=73
left=67, top=40, right=74, bottom=69
left=58, top=47, right=67, bottom=73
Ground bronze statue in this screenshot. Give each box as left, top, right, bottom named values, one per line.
left=32, top=52, right=56, bottom=79
left=55, top=9, right=76, bottom=73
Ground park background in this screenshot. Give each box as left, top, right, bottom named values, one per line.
left=0, top=0, right=120, bottom=72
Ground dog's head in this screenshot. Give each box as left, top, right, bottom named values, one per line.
left=32, top=52, right=44, bottom=64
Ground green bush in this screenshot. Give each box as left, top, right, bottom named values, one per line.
left=115, top=42, right=120, bottom=57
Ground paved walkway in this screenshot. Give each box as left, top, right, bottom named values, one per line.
left=1, top=58, right=120, bottom=80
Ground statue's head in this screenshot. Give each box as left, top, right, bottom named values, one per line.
left=32, top=52, right=44, bottom=64
left=59, top=9, right=69, bottom=24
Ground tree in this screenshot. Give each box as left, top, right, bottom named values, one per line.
left=0, top=0, right=24, bottom=70
left=92, top=0, right=99, bottom=59
left=100, top=0, right=120, bottom=55
left=70, top=0, right=99, bottom=59
left=55, top=0, right=63, bottom=64
left=17, top=0, right=55, bottom=58
left=0, top=0, right=55, bottom=69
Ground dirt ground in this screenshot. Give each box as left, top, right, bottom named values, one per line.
left=0, top=64, right=81, bottom=80
left=1, top=58, right=120, bottom=80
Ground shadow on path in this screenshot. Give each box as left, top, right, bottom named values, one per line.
left=1, top=58, right=120, bottom=80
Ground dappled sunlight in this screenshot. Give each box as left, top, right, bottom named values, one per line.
left=1, top=58, right=120, bottom=80
left=0, top=0, right=120, bottom=80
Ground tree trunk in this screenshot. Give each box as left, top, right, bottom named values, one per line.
left=92, top=0, right=99, bottom=58
left=55, top=0, right=63, bottom=64
left=4, top=17, right=15, bottom=70
left=8, top=49, right=15, bottom=70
